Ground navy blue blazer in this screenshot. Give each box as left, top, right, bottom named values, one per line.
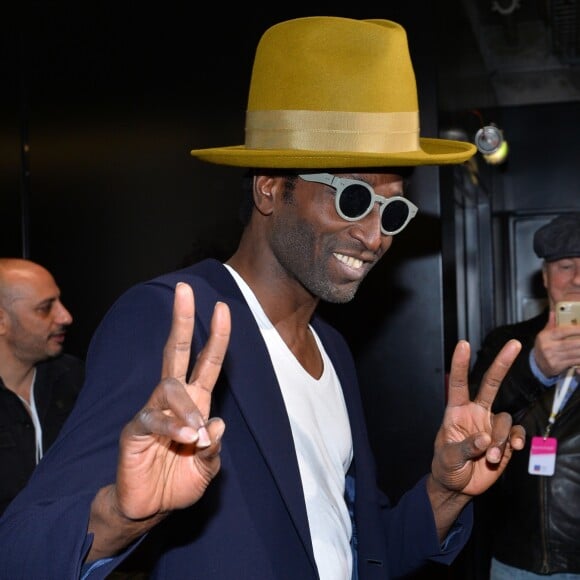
left=0, top=260, right=471, bottom=579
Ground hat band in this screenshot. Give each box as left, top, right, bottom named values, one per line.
left=245, top=110, right=420, bottom=153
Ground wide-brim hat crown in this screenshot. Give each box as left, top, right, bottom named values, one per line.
left=190, top=16, right=475, bottom=168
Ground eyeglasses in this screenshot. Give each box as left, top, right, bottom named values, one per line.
left=298, top=173, right=418, bottom=236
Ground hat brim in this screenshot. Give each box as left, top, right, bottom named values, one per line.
left=190, top=137, right=476, bottom=168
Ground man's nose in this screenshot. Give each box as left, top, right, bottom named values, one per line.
left=352, top=208, right=385, bottom=251
left=55, top=302, right=73, bottom=325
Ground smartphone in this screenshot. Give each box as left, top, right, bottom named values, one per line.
left=556, top=301, right=580, bottom=327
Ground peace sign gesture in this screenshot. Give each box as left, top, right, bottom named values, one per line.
left=427, top=339, right=526, bottom=541
left=87, top=283, right=231, bottom=562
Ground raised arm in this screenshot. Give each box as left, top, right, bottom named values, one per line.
left=87, top=282, right=230, bottom=562
left=427, top=339, right=526, bottom=542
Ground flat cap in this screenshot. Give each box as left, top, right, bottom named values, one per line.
left=533, top=213, right=580, bottom=262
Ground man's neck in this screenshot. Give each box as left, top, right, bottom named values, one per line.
left=0, top=358, right=37, bottom=403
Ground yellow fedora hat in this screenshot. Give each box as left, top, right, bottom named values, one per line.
left=190, top=16, right=475, bottom=168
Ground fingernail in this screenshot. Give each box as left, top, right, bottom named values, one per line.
left=197, top=426, right=211, bottom=448
left=180, top=426, right=199, bottom=443
left=488, top=447, right=501, bottom=463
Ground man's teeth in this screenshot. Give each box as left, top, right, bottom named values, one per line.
left=335, top=253, right=363, bottom=269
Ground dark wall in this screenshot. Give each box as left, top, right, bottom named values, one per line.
left=3, top=3, right=273, bottom=357
left=484, top=101, right=580, bottom=213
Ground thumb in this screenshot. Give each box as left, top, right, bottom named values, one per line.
left=458, top=432, right=492, bottom=462
left=545, top=309, right=557, bottom=330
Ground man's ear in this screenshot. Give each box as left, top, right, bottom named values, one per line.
left=253, top=175, right=277, bottom=216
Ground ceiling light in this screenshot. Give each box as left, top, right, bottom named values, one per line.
left=474, top=124, right=509, bottom=164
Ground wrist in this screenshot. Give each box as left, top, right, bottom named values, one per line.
left=426, top=474, right=472, bottom=542
left=87, top=485, right=166, bottom=562
left=426, top=474, right=471, bottom=509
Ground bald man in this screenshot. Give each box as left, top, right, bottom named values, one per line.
left=0, top=258, right=85, bottom=516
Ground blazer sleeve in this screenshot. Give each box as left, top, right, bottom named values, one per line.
left=381, top=475, right=472, bottom=578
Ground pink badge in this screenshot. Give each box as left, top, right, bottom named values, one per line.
left=528, top=436, right=558, bottom=476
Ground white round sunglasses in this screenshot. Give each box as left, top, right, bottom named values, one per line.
left=299, top=173, right=418, bottom=235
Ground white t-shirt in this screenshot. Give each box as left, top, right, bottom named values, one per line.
left=225, top=265, right=354, bottom=580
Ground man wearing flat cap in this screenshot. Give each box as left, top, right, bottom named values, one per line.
left=469, top=212, right=580, bottom=579
left=0, top=16, right=525, bottom=580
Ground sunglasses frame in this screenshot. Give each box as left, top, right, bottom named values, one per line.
left=298, top=173, right=418, bottom=235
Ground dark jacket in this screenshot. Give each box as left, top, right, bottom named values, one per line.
left=0, top=259, right=471, bottom=580
left=469, top=309, right=549, bottom=418
left=470, top=309, right=580, bottom=574
left=0, top=353, right=85, bottom=516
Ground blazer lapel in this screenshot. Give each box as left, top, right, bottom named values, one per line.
left=190, top=260, right=316, bottom=567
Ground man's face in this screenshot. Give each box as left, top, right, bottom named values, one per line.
left=0, top=268, right=73, bottom=364
left=543, top=257, right=580, bottom=308
left=268, top=172, right=408, bottom=303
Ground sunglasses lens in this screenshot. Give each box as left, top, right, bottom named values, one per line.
left=338, top=185, right=373, bottom=219
left=381, top=199, right=411, bottom=233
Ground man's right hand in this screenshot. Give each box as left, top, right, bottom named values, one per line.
left=87, top=282, right=231, bottom=562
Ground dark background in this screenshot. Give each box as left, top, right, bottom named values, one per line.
left=3, top=2, right=580, bottom=578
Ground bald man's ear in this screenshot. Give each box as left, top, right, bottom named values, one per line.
left=253, top=175, right=276, bottom=216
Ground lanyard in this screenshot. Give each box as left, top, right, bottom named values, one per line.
left=544, top=366, right=577, bottom=437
